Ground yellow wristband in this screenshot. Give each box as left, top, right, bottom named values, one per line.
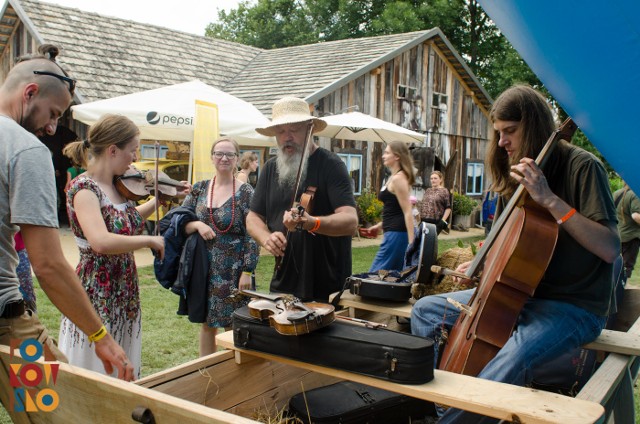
left=242, top=271, right=252, bottom=276
left=88, top=325, right=108, bottom=343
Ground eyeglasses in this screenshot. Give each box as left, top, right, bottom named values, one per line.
left=212, top=151, right=238, bottom=159
left=33, top=70, right=76, bottom=95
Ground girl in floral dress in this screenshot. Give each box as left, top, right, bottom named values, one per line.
left=183, top=137, right=259, bottom=356
left=59, top=114, right=188, bottom=378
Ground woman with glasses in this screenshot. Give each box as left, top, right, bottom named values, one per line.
left=182, top=137, right=259, bottom=356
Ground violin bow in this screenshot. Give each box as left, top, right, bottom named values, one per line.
left=274, top=120, right=315, bottom=272
left=153, top=140, right=161, bottom=236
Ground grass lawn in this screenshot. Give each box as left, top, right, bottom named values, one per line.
left=1, top=234, right=638, bottom=422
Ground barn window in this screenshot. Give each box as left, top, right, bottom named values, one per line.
left=466, top=162, right=484, bottom=196
left=140, top=144, right=168, bottom=159
left=337, top=153, right=362, bottom=195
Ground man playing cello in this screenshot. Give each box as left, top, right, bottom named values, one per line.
left=247, top=97, right=358, bottom=302
left=411, top=85, right=620, bottom=423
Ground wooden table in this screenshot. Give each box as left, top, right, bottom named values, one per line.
left=216, top=331, right=604, bottom=423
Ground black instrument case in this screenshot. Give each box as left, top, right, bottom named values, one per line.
left=345, top=222, right=438, bottom=302
left=288, top=381, right=435, bottom=424
left=232, top=305, right=434, bottom=384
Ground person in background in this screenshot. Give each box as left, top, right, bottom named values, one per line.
left=182, top=137, right=259, bottom=356
left=247, top=97, right=358, bottom=302
left=420, top=170, right=451, bottom=234
left=363, top=141, right=416, bottom=272
left=13, top=232, right=36, bottom=312
left=64, top=156, right=85, bottom=192
left=0, top=44, right=134, bottom=381
left=613, top=183, right=640, bottom=278
left=411, top=84, right=619, bottom=423
left=237, top=151, right=258, bottom=185
left=410, top=195, right=420, bottom=229
left=59, top=114, right=188, bottom=379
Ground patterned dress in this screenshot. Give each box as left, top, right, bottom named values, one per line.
left=58, top=176, right=144, bottom=379
left=182, top=180, right=259, bottom=328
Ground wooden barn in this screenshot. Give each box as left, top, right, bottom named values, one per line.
left=0, top=0, right=492, bottom=205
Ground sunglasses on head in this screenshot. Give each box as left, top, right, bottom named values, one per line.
left=33, top=70, right=76, bottom=95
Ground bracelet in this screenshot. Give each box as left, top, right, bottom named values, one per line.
left=308, top=218, right=321, bottom=233
left=556, top=208, right=577, bottom=225
left=242, top=271, right=252, bottom=276
left=88, top=325, right=108, bottom=343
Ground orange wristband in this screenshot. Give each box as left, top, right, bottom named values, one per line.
left=556, top=208, right=576, bottom=225
left=308, top=218, right=321, bottom=233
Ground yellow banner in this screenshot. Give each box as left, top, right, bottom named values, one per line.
left=191, top=100, right=219, bottom=183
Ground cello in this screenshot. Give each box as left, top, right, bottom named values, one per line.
left=438, top=118, right=577, bottom=377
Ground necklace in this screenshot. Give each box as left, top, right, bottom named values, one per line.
left=208, top=176, right=235, bottom=234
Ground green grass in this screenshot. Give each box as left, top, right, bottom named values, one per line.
left=2, top=235, right=638, bottom=422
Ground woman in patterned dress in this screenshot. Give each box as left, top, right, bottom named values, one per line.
left=59, top=114, right=188, bottom=378
left=182, top=137, right=259, bottom=356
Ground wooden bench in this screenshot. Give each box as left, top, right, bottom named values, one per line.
left=331, top=290, right=640, bottom=422
left=331, top=291, right=640, bottom=356
left=216, top=331, right=604, bottom=423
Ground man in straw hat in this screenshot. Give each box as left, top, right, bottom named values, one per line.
left=247, top=97, right=358, bottom=301
left=0, top=45, right=134, bottom=382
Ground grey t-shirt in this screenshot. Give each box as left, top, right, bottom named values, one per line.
left=0, top=115, right=58, bottom=312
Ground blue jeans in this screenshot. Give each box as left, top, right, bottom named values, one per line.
left=369, top=230, right=408, bottom=272
left=411, top=289, right=607, bottom=423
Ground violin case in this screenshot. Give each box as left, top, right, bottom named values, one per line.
left=344, top=222, right=438, bottom=302
left=287, top=381, right=435, bottom=424
left=232, top=305, right=434, bottom=384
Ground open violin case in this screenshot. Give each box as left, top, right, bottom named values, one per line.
left=343, top=222, right=438, bottom=302
left=232, top=305, right=434, bottom=384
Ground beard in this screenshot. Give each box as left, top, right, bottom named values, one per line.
left=276, top=143, right=308, bottom=189
left=20, top=108, right=45, bottom=137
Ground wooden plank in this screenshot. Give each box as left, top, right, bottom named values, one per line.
left=578, top=315, right=640, bottom=404
left=0, top=346, right=259, bottom=424
left=137, top=349, right=235, bottom=388
left=217, top=332, right=604, bottom=424
left=330, top=291, right=413, bottom=318
left=583, top=329, right=640, bottom=356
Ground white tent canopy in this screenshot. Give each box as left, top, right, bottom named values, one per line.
left=315, top=111, right=425, bottom=144
left=71, top=80, right=274, bottom=146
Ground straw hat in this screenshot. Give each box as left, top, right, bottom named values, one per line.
left=256, top=97, right=327, bottom=136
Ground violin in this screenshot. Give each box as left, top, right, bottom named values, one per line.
left=242, top=290, right=335, bottom=335
left=275, top=121, right=316, bottom=273
left=114, top=165, right=186, bottom=202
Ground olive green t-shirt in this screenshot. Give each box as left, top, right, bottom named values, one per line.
left=614, top=188, right=640, bottom=243
left=496, top=143, right=617, bottom=316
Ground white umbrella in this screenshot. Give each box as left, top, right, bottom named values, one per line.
left=315, top=111, right=425, bottom=144
left=71, top=80, right=274, bottom=146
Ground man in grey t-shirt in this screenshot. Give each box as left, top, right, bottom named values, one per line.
left=0, top=46, right=133, bottom=381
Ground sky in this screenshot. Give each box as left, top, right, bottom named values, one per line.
left=22, top=0, right=245, bottom=36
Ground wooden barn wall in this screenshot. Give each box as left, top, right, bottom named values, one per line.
left=316, top=39, right=489, bottom=198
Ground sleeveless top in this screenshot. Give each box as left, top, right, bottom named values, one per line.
left=379, top=187, right=405, bottom=232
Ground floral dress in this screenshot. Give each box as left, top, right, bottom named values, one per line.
left=182, top=180, right=259, bottom=328
left=58, top=176, right=144, bottom=379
